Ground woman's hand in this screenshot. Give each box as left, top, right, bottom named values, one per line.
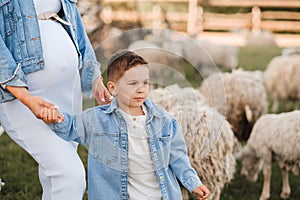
left=6, top=86, right=58, bottom=120
left=92, top=77, right=112, bottom=105
left=193, top=184, right=210, bottom=200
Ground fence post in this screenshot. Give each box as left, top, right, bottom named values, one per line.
left=197, top=6, right=204, bottom=34
left=187, top=0, right=198, bottom=35
left=152, top=4, right=162, bottom=28
left=252, top=6, right=261, bottom=34
left=100, top=6, right=112, bottom=24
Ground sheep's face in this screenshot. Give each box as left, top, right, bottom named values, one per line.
left=240, top=149, right=263, bottom=182
left=241, top=157, right=263, bottom=182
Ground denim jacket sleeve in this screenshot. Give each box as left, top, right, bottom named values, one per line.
left=49, top=112, right=89, bottom=145
left=0, top=35, right=28, bottom=102
left=169, top=119, right=202, bottom=192
left=73, top=8, right=101, bottom=98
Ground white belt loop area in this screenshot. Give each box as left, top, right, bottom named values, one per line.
left=37, top=13, right=72, bottom=26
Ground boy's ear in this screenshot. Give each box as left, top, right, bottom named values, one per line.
left=107, top=81, right=117, bottom=96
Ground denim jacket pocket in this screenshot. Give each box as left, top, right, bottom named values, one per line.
left=90, top=132, right=119, bottom=165
left=0, top=0, right=16, bottom=36
left=158, top=135, right=171, bottom=166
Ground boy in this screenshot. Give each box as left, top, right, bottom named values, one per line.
left=43, top=50, right=210, bottom=200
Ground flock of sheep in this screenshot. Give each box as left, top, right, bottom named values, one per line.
left=115, top=29, right=300, bottom=200
left=160, top=52, right=299, bottom=200
left=1, top=28, right=300, bottom=199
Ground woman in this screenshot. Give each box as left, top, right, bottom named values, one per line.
left=0, top=0, right=110, bottom=199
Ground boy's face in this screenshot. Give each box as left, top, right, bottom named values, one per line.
left=109, top=65, right=149, bottom=114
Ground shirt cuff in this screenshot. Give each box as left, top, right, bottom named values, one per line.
left=91, top=66, right=101, bottom=84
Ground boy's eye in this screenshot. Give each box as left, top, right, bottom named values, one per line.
left=128, top=82, right=137, bottom=85
left=144, top=81, right=149, bottom=85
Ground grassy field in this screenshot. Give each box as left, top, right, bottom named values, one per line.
left=1, top=45, right=300, bottom=199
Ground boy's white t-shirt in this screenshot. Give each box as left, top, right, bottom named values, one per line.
left=120, top=107, right=162, bottom=200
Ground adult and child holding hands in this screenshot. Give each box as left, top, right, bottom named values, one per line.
left=0, top=0, right=209, bottom=199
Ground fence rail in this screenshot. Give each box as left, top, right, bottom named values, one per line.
left=101, top=0, right=300, bottom=47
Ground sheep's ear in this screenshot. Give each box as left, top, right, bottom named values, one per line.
left=245, top=105, right=253, bottom=122
left=235, top=145, right=252, bottom=160
left=234, top=149, right=244, bottom=160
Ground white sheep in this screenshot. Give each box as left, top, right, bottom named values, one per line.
left=95, top=28, right=151, bottom=59
left=182, top=39, right=239, bottom=77
left=264, top=54, right=300, bottom=112
left=281, top=47, right=300, bottom=56
left=200, top=69, right=268, bottom=141
left=236, top=110, right=300, bottom=200
left=128, top=40, right=186, bottom=88
left=135, top=31, right=239, bottom=78
left=150, top=85, right=236, bottom=200
left=149, top=84, right=207, bottom=110
left=245, top=31, right=277, bottom=46
left=147, top=30, right=239, bottom=76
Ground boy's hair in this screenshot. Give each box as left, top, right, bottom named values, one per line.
left=107, top=50, right=148, bottom=83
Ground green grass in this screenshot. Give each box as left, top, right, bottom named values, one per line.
left=0, top=133, right=89, bottom=200
left=1, top=45, right=299, bottom=199
left=238, top=45, right=281, bottom=71
left=220, top=161, right=300, bottom=200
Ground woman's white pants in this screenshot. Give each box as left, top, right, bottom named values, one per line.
left=0, top=99, right=86, bottom=200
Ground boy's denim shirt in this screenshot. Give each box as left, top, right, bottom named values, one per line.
left=50, top=98, right=202, bottom=200
left=0, top=0, right=100, bottom=102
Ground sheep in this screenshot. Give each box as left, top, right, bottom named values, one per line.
left=150, top=85, right=236, bottom=200
left=199, top=69, right=268, bottom=141
left=149, top=84, right=207, bottom=110
left=170, top=104, right=236, bottom=200
left=281, top=47, right=300, bottom=56
left=182, top=39, right=239, bottom=77
left=128, top=40, right=186, bottom=88
left=245, top=31, right=277, bottom=46
left=264, top=54, right=300, bottom=112
left=236, top=110, right=300, bottom=200
left=94, top=27, right=151, bottom=59
left=146, top=29, right=239, bottom=77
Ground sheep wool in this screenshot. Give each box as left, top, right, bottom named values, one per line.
left=128, top=40, right=186, bottom=87
left=264, top=55, right=300, bottom=111
left=238, top=110, right=300, bottom=200
left=150, top=85, right=236, bottom=200
left=200, top=69, right=268, bottom=141
left=170, top=104, right=236, bottom=200
left=149, top=84, right=207, bottom=110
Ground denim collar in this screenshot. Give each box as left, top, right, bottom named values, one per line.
left=104, top=98, right=163, bottom=121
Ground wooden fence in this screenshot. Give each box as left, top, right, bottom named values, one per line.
left=100, top=0, right=300, bottom=47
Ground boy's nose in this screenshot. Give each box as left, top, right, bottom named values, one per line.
left=137, top=84, right=147, bottom=93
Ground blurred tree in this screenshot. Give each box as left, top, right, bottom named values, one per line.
left=78, top=0, right=105, bottom=47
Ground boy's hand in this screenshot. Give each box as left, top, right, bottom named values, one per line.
left=193, top=184, right=210, bottom=200
left=41, top=107, right=64, bottom=124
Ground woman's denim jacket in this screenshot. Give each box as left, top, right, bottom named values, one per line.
left=50, top=98, right=202, bottom=200
left=0, top=0, right=100, bottom=102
